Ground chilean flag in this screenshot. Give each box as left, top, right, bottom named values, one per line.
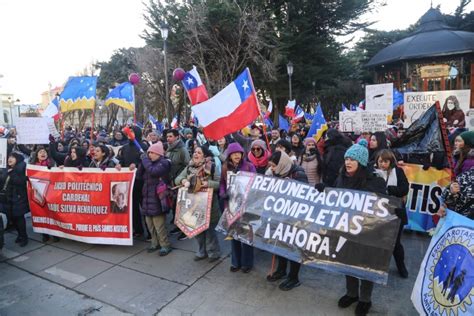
left=192, top=68, right=259, bottom=140
left=285, top=100, right=296, bottom=118
left=182, top=66, right=209, bottom=105
left=291, top=105, right=305, bottom=123
left=42, top=96, right=60, bottom=121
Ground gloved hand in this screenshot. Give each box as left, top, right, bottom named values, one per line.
left=220, top=193, right=230, bottom=200
left=49, top=134, right=56, bottom=143
left=100, top=164, right=107, bottom=171
left=315, top=183, right=325, bottom=192
left=422, top=162, right=431, bottom=170
left=77, top=165, right=83, bottom=171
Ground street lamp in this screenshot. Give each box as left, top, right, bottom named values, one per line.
left=7, top=97, right=19, bottom=126
left=287, top=61, right=293, bottom=100
left=160, top=23, right=172, bottom=123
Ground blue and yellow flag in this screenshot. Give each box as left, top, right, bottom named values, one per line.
left=105, top=82, right=135, bottom=112
left=59, top=76, right=97, bottom=112
left=307, top=103, right=328, bottom=142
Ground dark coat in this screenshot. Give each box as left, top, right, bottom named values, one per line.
left=335, top=168, right=387, bottom=195
left=0, top=161, right=29, bottom=217
left=88, top=157, right=116, bottom=169
left=137, top=157, right=171, bottom=216
left=322, top=135, right=351, bottom=187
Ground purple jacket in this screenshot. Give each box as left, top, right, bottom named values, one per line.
left=454, top=149, right=474, bottom=176
left=137, top=156, right=171, bottom=216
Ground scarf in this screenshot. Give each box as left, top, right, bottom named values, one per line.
left=247, top=150, right=270, bottom=168
left=35, top=160, right=50, bottom=167
left=374, top=168, right=397, bottom=186
left=273, top=151, right=293, bottom=177
left=302, top=152, right=318, bottom=162
left=187, top=157, right=213, bottom=180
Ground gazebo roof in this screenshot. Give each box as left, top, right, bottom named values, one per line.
left=366, top=8, right=474, bottom=67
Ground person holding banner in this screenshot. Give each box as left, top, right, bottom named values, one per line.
left=266, top=150, right=308, bottom=291
left=297, top=138, right=322, bottom=187
left=247, top=140, right=271, bottom=174
left=89, top=145, right=116, bottom=169
left=334, top=139, right=387, bottom=316
left=137, top=142, right=173, bottom=256
left=219, top=142, right=256, bottom=273
left=176, top=146, right=221, bottom=262
left=29, top=147, right=59, bottom=243
left=373, top=149, right=409, bottom=278
left=0, top=153, right=29, bottom=247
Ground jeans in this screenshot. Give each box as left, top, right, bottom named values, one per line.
left=195, top=224, right=220, bottom=259
left=231, top=239, right=254, bottom=268
left=145, top=214, right=170, bottom=248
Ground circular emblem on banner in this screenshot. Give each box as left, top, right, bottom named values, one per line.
left=421, top=226, right=474, bottom=315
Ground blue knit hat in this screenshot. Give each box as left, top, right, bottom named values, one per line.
left=344, top=139, right=369, bottom=167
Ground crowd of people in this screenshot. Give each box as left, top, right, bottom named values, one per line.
left=0, top=118, right=472, bottom=316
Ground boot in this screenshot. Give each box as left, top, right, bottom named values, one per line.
left=396, top=260, right=409, bottom=278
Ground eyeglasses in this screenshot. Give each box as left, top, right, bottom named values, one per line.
left=251, top=147, right=262, bottom=152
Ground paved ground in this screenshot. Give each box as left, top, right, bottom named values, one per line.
left=0, top=216, right=430, bottom=315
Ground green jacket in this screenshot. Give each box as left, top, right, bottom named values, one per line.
left=166, top=139, right=190, bottom=185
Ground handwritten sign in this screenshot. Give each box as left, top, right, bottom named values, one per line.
left=365, top=83, right=393, bottom=114
left=339, top=111, right=387, bottom=133
left=16, top=117, right=53, bottom=144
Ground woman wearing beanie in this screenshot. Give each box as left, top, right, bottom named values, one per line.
left=438, top=130, right=474, bottom=220
left=0, top=153, right=29, bottom=247
left=137, top=141, right=173, bottom=256
left=266, top=151, right=309, bottom=291
left=373, top=149, right=410, bottom=278
left=220, top=142, right=256, bottom=273
left=247, top=139, right=271, bottom=174
left=298, top=138, right=322, bottom=186
left=176, top=146, right=221, bottom=262
left=335, top=139, right=386, bottom=316
left=89, top=145, right=116, bottom=169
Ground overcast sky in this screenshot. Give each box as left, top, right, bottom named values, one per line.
left=0, top=0, right=472, bottom=104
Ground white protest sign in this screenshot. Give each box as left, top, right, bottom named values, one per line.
left=365, top=83, right=393, bottom=114
left=47, top=121, right=61, bottom=140
left=16, top=117, right=53, bottom=144
left=404, top=90, right=471, bottom=127
left=0, top=139, right=7, bottom=168
left=339, top=111, right=387, bottom=133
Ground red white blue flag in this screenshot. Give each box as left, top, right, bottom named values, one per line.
left=192, top=68, right=259, bottom=140
left=182, top=66, right=209, bottom=105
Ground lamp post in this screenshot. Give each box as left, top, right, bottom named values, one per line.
left=287, top=61, right=294, bottom=100
left=7, top=97, right=19, bottom=126
left=160, top=23, right=172, bottom=123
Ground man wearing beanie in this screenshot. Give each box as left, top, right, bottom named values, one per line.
left=266, top=150, right=308, bottom=291
left=137, top=141, right=173, bottom=256
left=334, top=138, right=387, bottom=316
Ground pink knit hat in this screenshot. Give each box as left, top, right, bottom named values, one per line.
left=147, top=141, right=164, bottom=156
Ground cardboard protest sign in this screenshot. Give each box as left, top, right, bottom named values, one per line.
left=175, top=187, right=213, bottom=238
left=339, top=110, right=387, bottom=133
left=365, top=83, right=393, bottom=114
left=0, top=139, right=6, bottom=168
left=26, top=165, right=135, bottom=245
left=47, top=120, right=61, bottom=140
left=220, top=173, right=401, bottom=284
left=16, top=117, right=53, bottom=144
left=404, top=90, right=471, bottom=127
left=411, top=211, right=474, bottom=316
left=401, top=163, right=452, bottom=232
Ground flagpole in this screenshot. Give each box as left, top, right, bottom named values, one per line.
left=91, top=109, right=95, bottom=141
left=246, top=68, right=271, bottom=150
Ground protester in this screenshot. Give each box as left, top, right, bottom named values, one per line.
left=368, top=131, right=388, bottom=164
left=321, top=128, right=352, bottom=187
left=29, top=147, right=58, bottom=243
left=373, top=149, right=409, bottom=278
left=232, top=125, right=263, bottom=153
left=166, top=129, right=191, bottom=240
left=216, top=137, right=230, bottom=163
left=333, top=139, right=386, bottom=316
left=63, top=146, right=87, bottom=168
left=219, top=142, right=256, bottom=273
left=0, top=153, right=29, bottom=247
left=176, top=146, right=221, bottom=262
left=89, top=145, right=116, bottom=169
left=116, top=126, right=149, bottom=238
left=269, top=128, right=281, bottom=152
left=297, top=137, right=322, bottom=186
left=247, top=139, right=271, bottom=174
left=110, top=130, right=128, bottom=146
left=266, top=150, right=308, bottom=291
left=274, top=139, right=295, bottom=161
left=453, top=130, right=474, bottom=176
left=137, top=142, right=173, bottom=256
